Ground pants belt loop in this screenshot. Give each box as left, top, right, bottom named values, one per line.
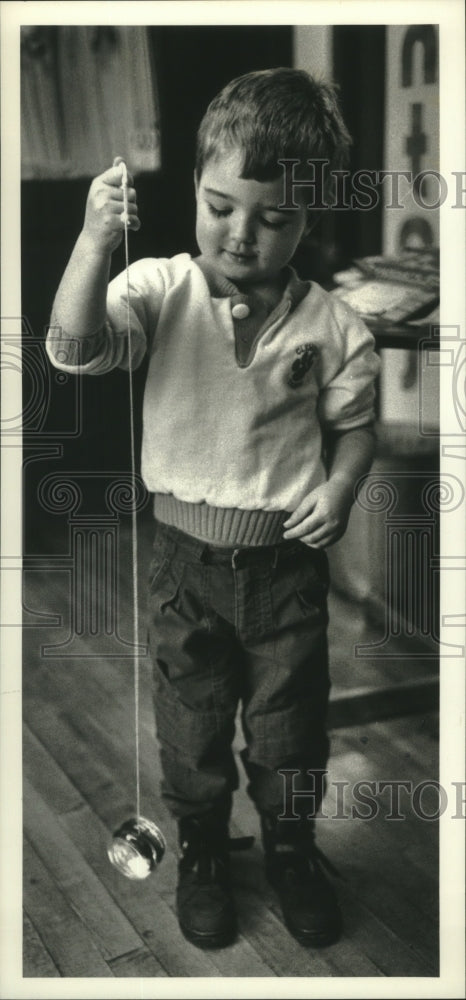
left=232, top=549, right=240, bottom=570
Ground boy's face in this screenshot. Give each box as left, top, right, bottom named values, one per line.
left=195, top=148, right=309, bottom=289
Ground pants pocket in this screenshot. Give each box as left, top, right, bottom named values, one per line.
left=148, top=553, right=169, bottom=591
left=295, top=550, right=330, bottom=617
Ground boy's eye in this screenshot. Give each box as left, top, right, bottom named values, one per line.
left=206, top=201, right=288, bottom=229
left=260, top=217, right=287, bottom=230
left=207, top=202, right=231, bottom=218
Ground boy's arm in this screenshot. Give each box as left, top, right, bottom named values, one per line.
left=283, top=424, right=376, bottom=549
left=49, top=157, right=140, bottom=362
left=50, top=231, right=112, bottom=344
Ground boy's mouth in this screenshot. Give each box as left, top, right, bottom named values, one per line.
left=223, top=249, right=256, bottom=263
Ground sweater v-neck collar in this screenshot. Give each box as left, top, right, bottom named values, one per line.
left=193, top=255, right=310, bottom=311
left=193, top=256, right=311, bottom=368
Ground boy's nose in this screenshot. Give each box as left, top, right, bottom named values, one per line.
left=230, top=214, right=255, bottom=246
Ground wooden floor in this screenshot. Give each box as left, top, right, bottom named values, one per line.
left=22, top=514, right=439, bottom=979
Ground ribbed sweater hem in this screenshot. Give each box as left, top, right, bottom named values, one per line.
left=152, top=494, right=289, bottom=547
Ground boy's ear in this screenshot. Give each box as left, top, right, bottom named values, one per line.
left=194, top=169, right=199, bottom=198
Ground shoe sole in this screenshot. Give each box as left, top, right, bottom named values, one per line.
left=265, top=870, right=342, bottom=948
left=283, top=914, right=343, bottom=948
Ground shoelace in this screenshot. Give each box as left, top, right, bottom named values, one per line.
left=276, top=841, right=343, bottom=882
left=181, top=833, right=255, bottom=882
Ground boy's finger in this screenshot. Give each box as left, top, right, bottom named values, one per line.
left=283, top=512, right=325, bottom=539
left=107, top=189, right=138, bottom=208
left=283, top=495, right=317, bottom=529
left=121, top=213, right=141, bottom=231
left=113, top=156, right=135, bottom=187
left=100, top=165, right=126, bottom=186
left=100, top=159, right=134, bottom=187
left=302, top=524, right=329, bottom=544
left=302, top=536, right=329, bottom=550
left=300, top=521, right=336, bottom=547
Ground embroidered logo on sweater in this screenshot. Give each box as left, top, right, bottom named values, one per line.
left=287, top=343, right=318, bottom=388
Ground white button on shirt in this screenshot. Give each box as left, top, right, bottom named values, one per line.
left=231, top=303, right=250, bottom=320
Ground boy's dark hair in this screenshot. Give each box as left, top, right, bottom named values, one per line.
left=195, top=67, right=352, bottom=185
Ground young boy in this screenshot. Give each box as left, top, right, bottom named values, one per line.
left=47, top=68, right=380, bottom=950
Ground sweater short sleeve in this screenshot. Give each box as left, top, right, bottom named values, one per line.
left=46, top=257, right=170, bottom=376
left=317, top=297, right=381, bottom=430
left=105, top=257, right=169, bottom=371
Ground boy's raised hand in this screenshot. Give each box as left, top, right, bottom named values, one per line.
left=82, top=156, right=141, bottom=255
left=283, top=478, right=354, bottom=549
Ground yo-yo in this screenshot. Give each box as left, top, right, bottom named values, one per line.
left=107, top=816, right=166, bottom=880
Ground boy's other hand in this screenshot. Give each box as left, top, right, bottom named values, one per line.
left=82, top=156, right=141, bottom=255
left=283, top=478, right=354, bottom=549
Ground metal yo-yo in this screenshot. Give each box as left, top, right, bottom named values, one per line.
left=107, top=816, right=166, bottom=880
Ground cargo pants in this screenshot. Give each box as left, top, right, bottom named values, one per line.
left=148, top=520, right=331, bottom=823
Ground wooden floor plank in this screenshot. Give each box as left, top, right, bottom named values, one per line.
left=298, top=809, right=437, bottom=977
left=107, top=948, right=169, bottom=977
left=232, top=815, right=434, bottom=978
left=374, top=714, right=439, bottom=775
left=22, top=913, right=60, bottom=978
left=332, top=893, right=435, bottom=978
left=23, top=837, right=113, bottom=978
left=229, top=843, right=384, bottom=979
left=202, top=936, right=277, bottom=978
left=25, top=734, right=276, bottom=978
left=329, top=813, right=438, bottom=924
left=318, top=786, right=438, bottom=972
left=328, top=678, right=439, bottom=729
left=58, top=802, right=238, bottom=978
left=23, top=724, right=88, bottom=817
left=23, top=777, right=145, bottom=963
left=309, top=929, right=384, bottom=978
left=327, top=736, right=439, bottom=884
left=23, top=693, right=152, bottom=835
left=332, top=719, right=438, bottom=784
left=229, top=889, right=337, bottom=978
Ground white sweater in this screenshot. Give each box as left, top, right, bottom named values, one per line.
left=47, top=253, right=380, bottom=545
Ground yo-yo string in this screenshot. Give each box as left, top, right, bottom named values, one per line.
left=121, top=162, right=141, bottom=825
